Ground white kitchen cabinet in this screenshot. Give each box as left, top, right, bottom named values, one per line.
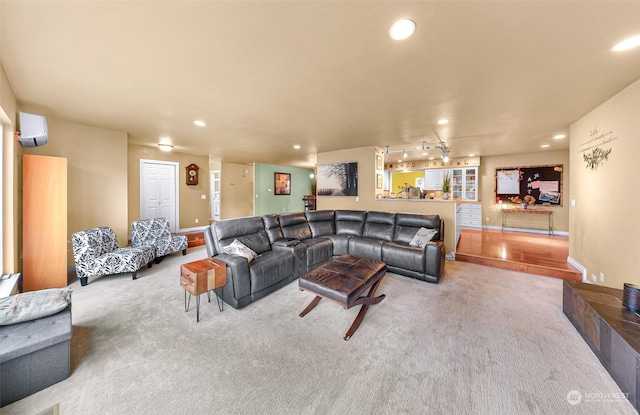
left=450, top=167, right=478, bottom=201
left=457, top=203, right=482, bottom=229
left=424, top=169, right=447, bottom=190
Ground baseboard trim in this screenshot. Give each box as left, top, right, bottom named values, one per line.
left=178, top=225, right=209, bottom=232
left=482, top=225, right=568, bottom=236
left=567, top=256, right=589, bottom=283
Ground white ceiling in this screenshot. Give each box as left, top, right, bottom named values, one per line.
left=1, top=1, right=639, bottom=168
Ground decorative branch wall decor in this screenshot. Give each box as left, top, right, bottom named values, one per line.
left=584, top=147, right=612, bottom=170
left=580, top=125, right=617, bottom=170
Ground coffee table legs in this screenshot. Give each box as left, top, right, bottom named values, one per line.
left=299, top=295, right=322, bottom=317
left=344, top=279, right=385, bottom=341
left=299, top=277, right=385, bottom=341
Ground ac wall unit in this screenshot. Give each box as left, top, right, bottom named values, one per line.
left=18, top=112, right=48, bottom=147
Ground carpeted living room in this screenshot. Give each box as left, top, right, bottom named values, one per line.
left=1, top=245, right=637, bottom=415
left=1, top=2, right=640, bottom=415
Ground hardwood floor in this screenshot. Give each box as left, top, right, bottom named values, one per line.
left=455, top=228, right=582, bottom=281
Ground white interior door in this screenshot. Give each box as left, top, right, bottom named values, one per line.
left=140, top=159, right=179, bottom=232
left=210, top=170, right=220, bottom=221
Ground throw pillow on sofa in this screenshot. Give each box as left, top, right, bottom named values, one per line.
left=223, top=239, right=258, bottom=263
left=409, top=227, right=438, bottom=248
left=0, top=288, right=72, bottom=326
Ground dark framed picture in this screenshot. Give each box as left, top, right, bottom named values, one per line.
left=274, top=172, right=291, bottom=195
left=317, top=162, right=358, bottom=196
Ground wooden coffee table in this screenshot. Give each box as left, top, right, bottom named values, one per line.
left=298, top=254, right=387, bottom=341
left=180, top=258, right=226, bottom=322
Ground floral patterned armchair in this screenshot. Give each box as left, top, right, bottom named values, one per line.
left=71, top=226, right=155, bottom=286
left=130, top=217, right=188, bottom=263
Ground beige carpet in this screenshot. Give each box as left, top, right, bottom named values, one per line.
left=2, top=246, right=637, bottom=415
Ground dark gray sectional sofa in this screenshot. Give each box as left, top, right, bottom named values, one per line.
left=204, top=210, right=446, bottom=309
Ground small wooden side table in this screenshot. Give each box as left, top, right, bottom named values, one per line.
left=180, top=258, right=226, bottom=322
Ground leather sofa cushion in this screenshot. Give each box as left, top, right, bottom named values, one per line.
left=363, top=211, right=396, bottom=241
left=381, top=242, right=426, bottom=273
left=328, top=234, right=350, bottom=256
left=393, top=214, right=441, bottom=244
left=300, top=237, right=333, bottom=267
left=335, top=210, right=366, bottom=236
left=349, top=237, right=384, bottom=261
left=249, top=251, right=294, bottom=293
left=279, top=212, right=312, bottom=240
left=214, top=216, right=271, bottom=255
left=305, top=210, right=335, bottom=237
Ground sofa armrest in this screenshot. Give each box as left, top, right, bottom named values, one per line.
left=212, top=253, right=251, bottom=301
left=424, top=240, right=446, bottom=281
left=273, top=238, right=300, bottom=247
left=272, top=242, right=307, bottom=277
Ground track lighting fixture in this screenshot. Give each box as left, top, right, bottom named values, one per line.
left=385, top=140, right=450, bottom=161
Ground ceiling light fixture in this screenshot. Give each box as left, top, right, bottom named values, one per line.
left=389, top=19, right=416, bottom=40
left=554, top=134, right=566, bottom=139
left=541, top=144, right=550, bottom=148
left=293, top=145, right=301, bottom=149
left=158, top=143, right=174, bottom=152
left=612, top=34, right=640, bottom=52
left=437, top=118, right=450, bottom=125
left=193, top=120, right=206, bottom=127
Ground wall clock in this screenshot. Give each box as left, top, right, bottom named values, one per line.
left=186, top=163, right=199, bottom=185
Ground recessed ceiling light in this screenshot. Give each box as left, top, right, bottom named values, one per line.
left=612, top=34, right=640, bottom=52
left=194, top=120, right=206, bottom=127
left=554, top=134, right=566, bottom=139
left=468, top=154, right=475, bottom=157
left=293, top=145, right=301, bottom=149
left=389, top=19, right=416, bottom=40
left=158, top=143, right=174, bottom=152
left=541, top=144, right=550, bottom=148
left=437, top=119, right=450, bottom=125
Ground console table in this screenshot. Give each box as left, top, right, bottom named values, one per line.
left=501, top=207, right=553, bottom=235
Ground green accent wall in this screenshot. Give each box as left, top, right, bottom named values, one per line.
left=254, top=163, right=314, bottom=216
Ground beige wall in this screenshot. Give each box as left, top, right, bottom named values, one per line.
left=316, top=146, right=458, bottom=255
left=569, top=79, right=640, bottom=289
left=219, top=162, right=253, bottom=219
left=127, top=143, right=210, bottom=229
left=20, top=112, right=129, bottom=266
left=480, top=150, right=570, bottom=232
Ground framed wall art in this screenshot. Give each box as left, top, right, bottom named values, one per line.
left=317, top=162, right=358, bottom=196
left=274, top=172, right=291, bottom=195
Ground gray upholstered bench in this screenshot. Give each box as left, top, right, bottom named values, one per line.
left=0, top=306, right=72, bottom=407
